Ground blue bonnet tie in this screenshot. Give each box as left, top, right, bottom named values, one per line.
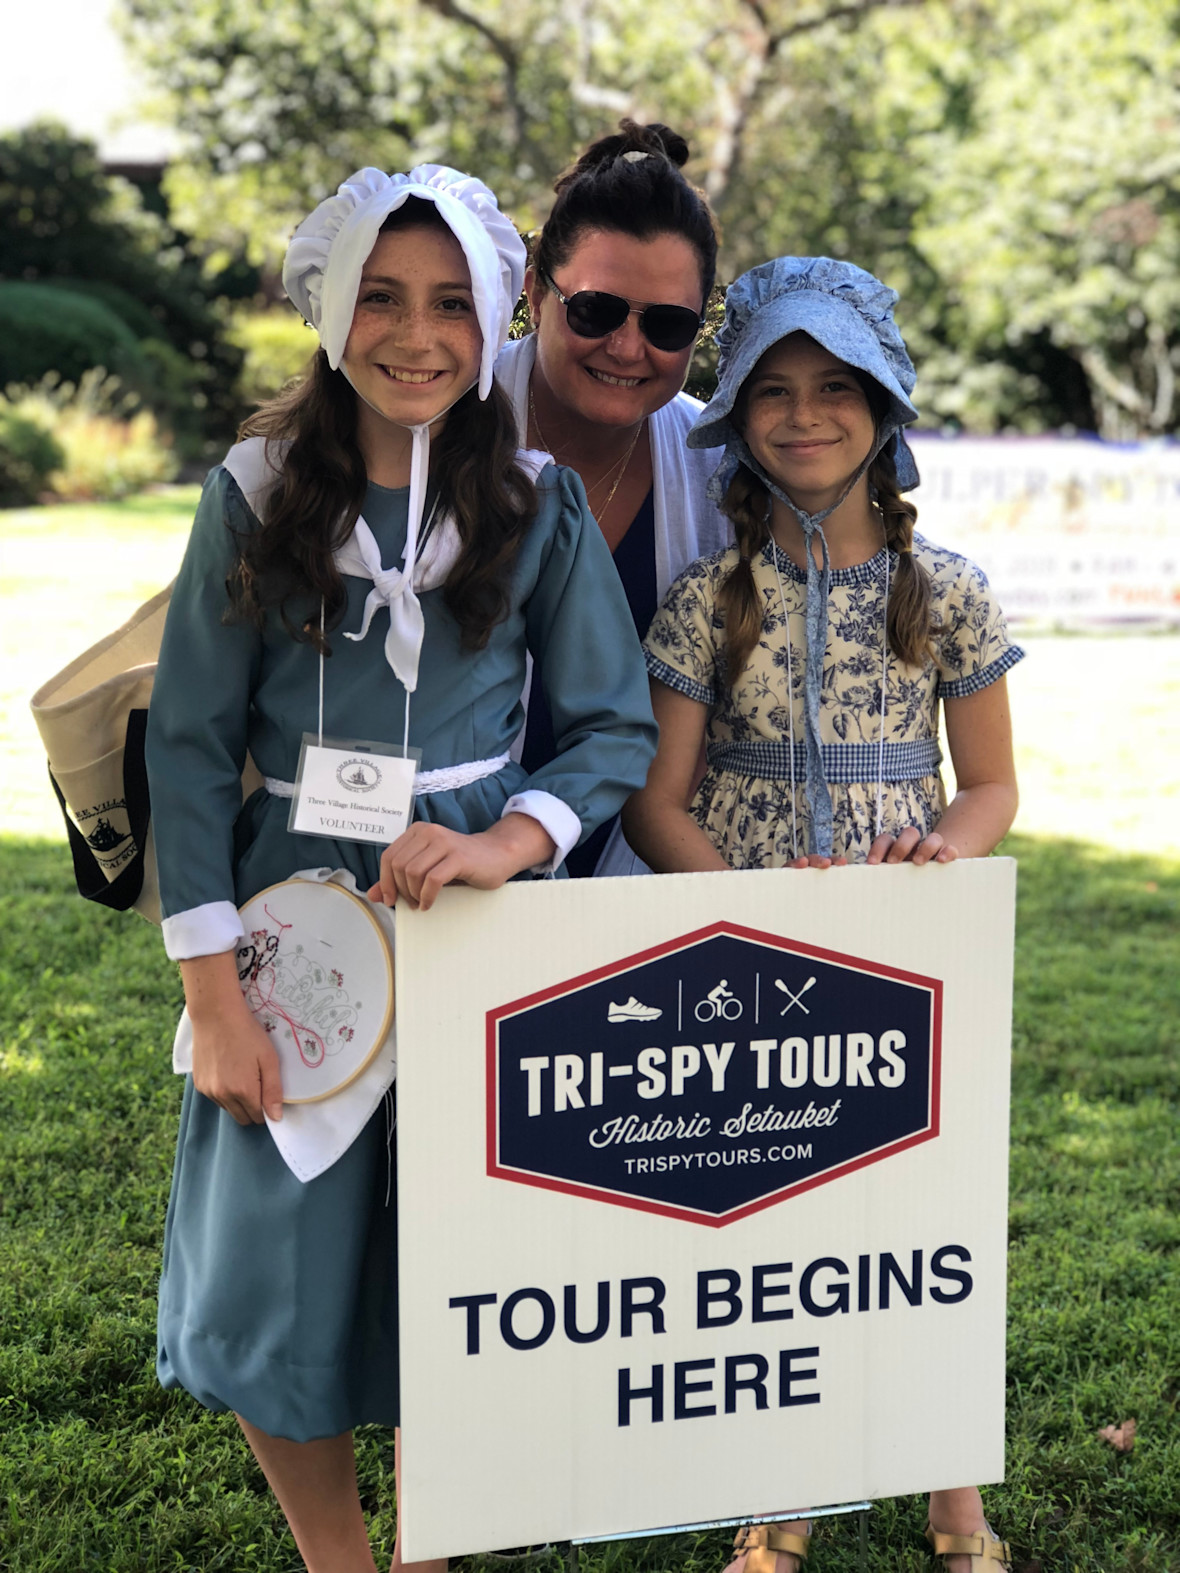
left=688, top=257, right=921, bottom=857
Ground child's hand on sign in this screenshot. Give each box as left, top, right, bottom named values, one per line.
left=368, top=815, right=558, bottom=911
left=866, top=828, right=958, bottom=866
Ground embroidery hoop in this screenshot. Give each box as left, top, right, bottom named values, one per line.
left=236, top=878, right=394, bottom=1104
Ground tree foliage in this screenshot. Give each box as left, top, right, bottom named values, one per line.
left=115, top=0, right=1180, bottom=436
left=903, top=0, right=1180, bottom=437
left=117, top=0, right=925, bottom=267
left=0, top=122, right=244, bottom=447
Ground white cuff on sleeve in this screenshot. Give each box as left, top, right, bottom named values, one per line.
left=162, top=900, right=245, bottom=961
left=501, top=790, right=582, bottom=875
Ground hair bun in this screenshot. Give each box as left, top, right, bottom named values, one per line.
left=537, top=119, right=717, bottom=307
left=565, top=119, right=691, bottom=184
left=641, top=123, right=690, bottom=168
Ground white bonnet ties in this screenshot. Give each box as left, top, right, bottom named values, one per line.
left=281, top=166, right=526, bottom=698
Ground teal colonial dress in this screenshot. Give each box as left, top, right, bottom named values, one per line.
left=146, top=458, right=656, bottom=1441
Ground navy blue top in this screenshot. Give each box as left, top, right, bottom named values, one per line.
left=522, top=487, right=657, bottom=878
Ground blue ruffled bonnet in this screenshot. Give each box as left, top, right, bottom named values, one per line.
left=688, top=254, right=920, bottom=500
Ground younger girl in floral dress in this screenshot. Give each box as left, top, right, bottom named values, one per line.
left=624, top=256, right=1021, bottom=1572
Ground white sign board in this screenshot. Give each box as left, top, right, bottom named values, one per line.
left=395, top=861, right=1015, bottom=1562
left=909, top=434, right=1180, bottom=628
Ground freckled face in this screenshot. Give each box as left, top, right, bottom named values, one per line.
left=527, top=229, right=705, bottom=428
left=341, top=225, right=483, bottom=432
left=740, top=332, right=877, bottom=513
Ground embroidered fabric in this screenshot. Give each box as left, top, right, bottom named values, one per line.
left=170, top=867, right=397, bottom=1184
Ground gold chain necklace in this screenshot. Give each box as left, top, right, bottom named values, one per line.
left=529, top=384, right=644, bottom=521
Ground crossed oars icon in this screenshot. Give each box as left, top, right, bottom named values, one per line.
left=775, top=976, right=816, bottom=1015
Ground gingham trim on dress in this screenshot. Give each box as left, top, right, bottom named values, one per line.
left=939, top=644, right=1025, bottom=699
left=707, top=738, right=943, bottom=784
left=764, top=539, right=891, bottom=586
left=644, top=650, right=716, bottom=706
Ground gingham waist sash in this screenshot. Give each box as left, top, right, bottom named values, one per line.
left=706, top=738, right=942, bottom=785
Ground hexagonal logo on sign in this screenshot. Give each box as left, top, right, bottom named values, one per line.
left=487, top=921, right=941, bottom=1226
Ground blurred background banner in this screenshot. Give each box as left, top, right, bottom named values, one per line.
left=910, top=437, right=1180, bottom=630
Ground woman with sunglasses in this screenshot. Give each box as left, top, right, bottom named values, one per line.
left=496, top=121, right=729, bottom=876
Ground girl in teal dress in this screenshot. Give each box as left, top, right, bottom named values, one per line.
left=146, top=165, right=655, bottom=1573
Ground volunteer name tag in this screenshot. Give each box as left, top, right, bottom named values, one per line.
left=290, top=734, right=420, bottom=847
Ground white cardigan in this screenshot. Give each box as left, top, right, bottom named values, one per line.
left=495, top=335, right=731, bottom=876
left=495, top=334, right=729, bottom=598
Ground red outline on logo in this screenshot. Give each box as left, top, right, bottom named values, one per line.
left=486, top=920, right=942, bottom=1227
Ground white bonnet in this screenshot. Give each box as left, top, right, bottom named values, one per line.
left=283, top=164, right=526, bottom=399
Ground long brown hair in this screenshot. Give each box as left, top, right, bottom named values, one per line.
left=719, top=389, right=933, bottom=686
left=229, top=202, right=536, bottom=653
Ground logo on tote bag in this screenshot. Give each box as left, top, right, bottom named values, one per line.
left=73, top=797, right=135, bottom=872
left=487, top=922, right=940, bottom=1226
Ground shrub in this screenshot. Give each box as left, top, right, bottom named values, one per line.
left=0, top=372, right=178, bottom=501
left=0, top=282, right=149, bottom=390
left=228, top=306, right=317, bottom=408
left=0, top=405, right=64, bottom=506
left=0, top=124, right=246, bottom=450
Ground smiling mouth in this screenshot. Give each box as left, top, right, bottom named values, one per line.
left=586, top=368, right=644, bottom=388
left=378, top=367, right=444, bottom=384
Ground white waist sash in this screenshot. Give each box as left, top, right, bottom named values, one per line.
left=263, top=751, right=511, bottom=800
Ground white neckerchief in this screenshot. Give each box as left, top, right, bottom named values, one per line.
left=335, top=376, right=454, bottom=701
left=334, top=493, right=451, bottom=696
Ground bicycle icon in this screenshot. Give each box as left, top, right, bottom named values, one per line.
left=694, top=979, right=743, bottom=1022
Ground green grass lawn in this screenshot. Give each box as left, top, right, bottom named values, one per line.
left=3, top=486, right=1180, bottom=854
left=2, top=492, right=1178, bottom=1570
left=1, top=834, right=1176, bottom=1572
left=2, top=488, right=200, bottom=840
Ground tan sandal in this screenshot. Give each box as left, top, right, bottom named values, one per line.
left=728, top=1521, right=811, bottom=1572
left=925, top=1521, right=1012, bottom=1569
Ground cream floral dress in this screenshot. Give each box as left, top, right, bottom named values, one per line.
left=643, top=534, right=1024, bottom=866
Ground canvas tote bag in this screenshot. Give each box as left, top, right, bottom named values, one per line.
left=30, top=585, right=261, bottom=925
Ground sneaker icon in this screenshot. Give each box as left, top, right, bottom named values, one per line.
left=607, top=996, right=662, bottom=1023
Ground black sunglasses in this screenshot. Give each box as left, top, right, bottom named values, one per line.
left=540, top=269, right=704, bottom=353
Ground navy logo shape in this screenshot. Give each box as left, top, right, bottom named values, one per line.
left=488, top=922, right=941, bottom=1226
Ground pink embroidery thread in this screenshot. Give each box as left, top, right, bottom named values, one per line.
left=237, top=903, right=352, bottom=1070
